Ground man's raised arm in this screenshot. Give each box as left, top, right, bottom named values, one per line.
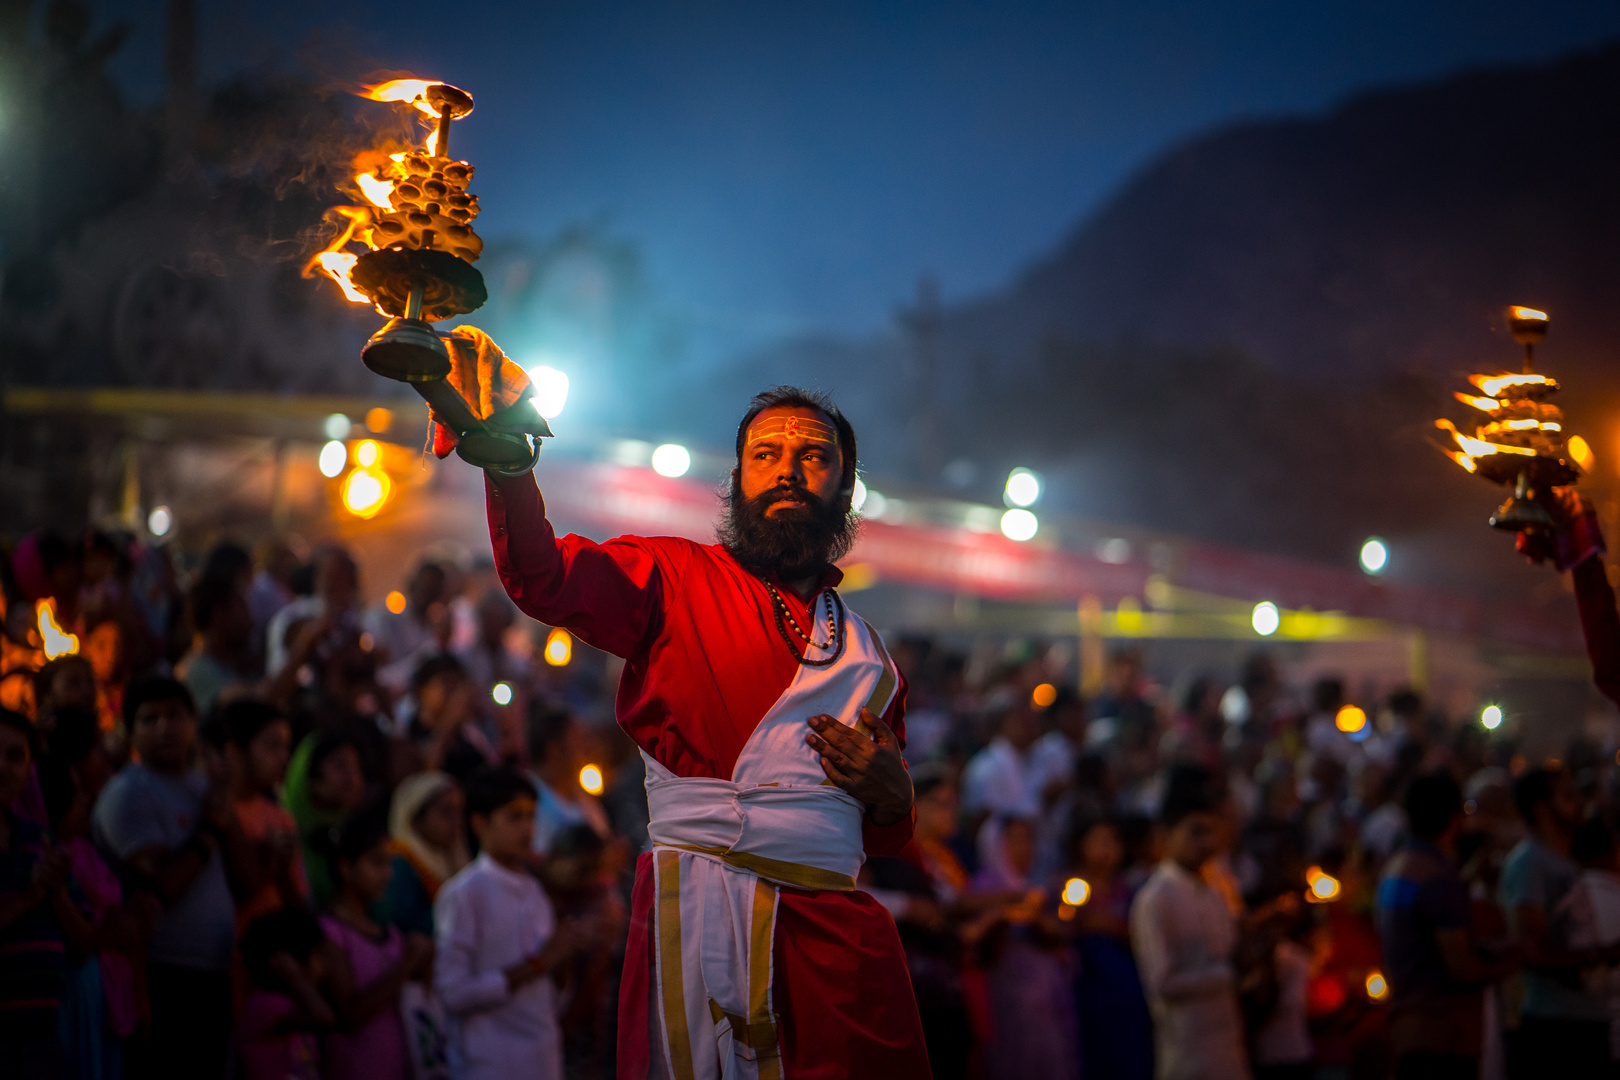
left=486, top=471, right=666, bottom=659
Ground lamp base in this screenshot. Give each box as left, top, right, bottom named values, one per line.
left=362, top=318, right=451, bottom=382
left=1489, top=493, right=1555, bottom=532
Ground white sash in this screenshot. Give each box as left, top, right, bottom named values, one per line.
left=644, top=594, right=899, bottom=1080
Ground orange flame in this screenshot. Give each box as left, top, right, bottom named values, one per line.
left=361, top=79, right=443, bottom=117
left=1443, top=449, right=1479, bottom=473
left=1454, top=391, right=1502, bottom=412
left=302, top=206, right=373, bottom=305
left=1472, top=372, right=1556, bottom=398
left=1509, top=305, right=1548, bottom=322
left=355, top=173, right=394, bottom=209
left=36, top=598, right=79, bottom=660
left=1435, top=418, right=1536, bottom=460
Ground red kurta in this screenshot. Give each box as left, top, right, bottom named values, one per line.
left=486, top=472, right=929, bottom=1079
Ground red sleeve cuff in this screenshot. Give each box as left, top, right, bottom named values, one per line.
left=862, top=805, right=916, bottom=857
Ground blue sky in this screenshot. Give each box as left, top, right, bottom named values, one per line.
left=92, top=0, right=1620, bottom=361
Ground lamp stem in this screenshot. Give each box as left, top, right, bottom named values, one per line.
left=405, top=283, right=424, bottom=321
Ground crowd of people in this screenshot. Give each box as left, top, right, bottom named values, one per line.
left=3, top=522, right=1620, bottom=1080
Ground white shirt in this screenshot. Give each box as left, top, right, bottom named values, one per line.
left=434, top=853, right=563, bottom=1080
left=961, top=738, right=1043, bottom=818
left=1130, top=860, right=1250, bottom=1080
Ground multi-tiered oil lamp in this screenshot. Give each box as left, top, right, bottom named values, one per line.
left=307, top=79, right=550, bottom=473
left=1435, top=306, right=1591, bottom=533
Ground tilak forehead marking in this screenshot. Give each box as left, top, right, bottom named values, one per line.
left=745, top=414, right=837, bottom=446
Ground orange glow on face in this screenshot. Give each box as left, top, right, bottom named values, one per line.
left=360, top=79, right=443, bottom=117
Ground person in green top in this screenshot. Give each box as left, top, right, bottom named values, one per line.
left=281, top=729, right=368, bottom=906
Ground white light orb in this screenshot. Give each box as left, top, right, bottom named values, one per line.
left=1360, top=537, right=1389, bottom=575
left=147, top=505, right=173, bottom=537
left=1252, top=601, right=1280, bottom=636
left=1481, top=704, right=1503, bottom=730
left=527, top=365, right=570, bottom=420
left=852, top=477, right=868, bottom=512
left=319, top=440, right=348, bottom=478
left=651, top=443, right=691, bottom=478
left=1000, top=508, right=1039, bottom=541
left=324, top=413, right=352, bottom=440
left=1004, top=467, right=1042, bottom=508
left=491, top=682, right=513, bottom=706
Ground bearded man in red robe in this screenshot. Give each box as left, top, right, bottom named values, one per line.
left=485, top=385, right=930, bottom=1080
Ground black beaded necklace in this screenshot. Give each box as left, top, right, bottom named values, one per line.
left=764, top=581, right=847, bottom=667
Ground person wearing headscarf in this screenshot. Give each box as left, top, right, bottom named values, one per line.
left=384, top=771, right=468, bottom=936
left=281, top=729, right=368, bottom=906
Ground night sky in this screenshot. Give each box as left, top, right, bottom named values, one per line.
left=92, top=0, right=1620, bottom=362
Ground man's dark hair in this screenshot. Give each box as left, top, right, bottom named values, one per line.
left=1404, top=770, right=1463, bottom=840
left=306, top=726, right=366, bottom=779
left=188, top=575, right=241, bottom=635
left=1515, top=767, right=1564, bottom=826
left=123, top=676, right=194, bottom=727
left=410, top=653, right=467, bottom=695
left=732, top=386, right=858, bottom=494
left=219, top=699, right=285, bottom=750
left=201, top=541, right=252, bottom=585
left=240, top=907, right=325, bottom=992
left=549, top=822, right=606, bottom=860
left=464, top=766, right=538, bottom=819
left=1160, top=764, right=1218, bottom=827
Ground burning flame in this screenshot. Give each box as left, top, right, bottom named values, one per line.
left=1569, top=434, right=1595, bottom=472
left=1435, top=419, right=1536, bottom=459
left=361, top=79, right=443, bottom=117
left=1509, top=305, right=1548, bottom=322
left=1472, top=372, right=1556, bottom=398
left=36, top=599, right=79, bottom=660
left=1455, top=392, right=1502, bottom=412
left=303, top=206, right=373, bottom=304
left=355, top=173, right=394, bottom=210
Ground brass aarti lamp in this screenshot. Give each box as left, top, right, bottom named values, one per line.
left=1435, top=306, right=1588, bottom=533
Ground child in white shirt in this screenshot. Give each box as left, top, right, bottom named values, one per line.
left=435, top=768, right=587, bottom=1080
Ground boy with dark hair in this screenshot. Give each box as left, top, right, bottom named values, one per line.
left=1500, top=765, right=1616, bottom=1077
left=1129, top=766, right=1247, bottom=1080
left=93, top=676, right=238, bottom=1080
left=435, top=767, right=589, bottom=1080
left=1375, top=771, right=1518, bottom=1080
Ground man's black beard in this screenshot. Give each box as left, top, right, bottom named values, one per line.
left=718, top=483, right=859, bottom=581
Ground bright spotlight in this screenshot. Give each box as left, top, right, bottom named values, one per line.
left=579, top=764, right=604, bottom=796
left=319, top=440, right=348, bottom=478
left=651, top=443, right=691, bottom=478
left=147, top=505, right=173, bottom=537
left=852, top=477, right=868, bottom=512
left=1062, top=877, right=1091, bottom=906
left=324, top=413, right=352, bottom=440
left=527, top=365, right=570, bottom=420
left=1252, top=601, right=1280, bottom=636
left=1000, top=508, right=1039, bottom=541
left=1481, top=704, right=1503, bottom=730
left=340, top=468, right=391, bottom=519
left=544, top=627, right=573, bottom=667
left=491, top=682, right=513, bottom=706
left=1004, top=467, right=1041, bottom=508
left=1360, top=537, right=1388, bottom=575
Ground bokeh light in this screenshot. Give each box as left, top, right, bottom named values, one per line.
left=1000, top=508, right=1038, bottom=541
left=1032, top=682, right=1057, bottom=708
left=651, top=443, right=692, bottom=478
left=579, top=764, right=604, bottom=795
left=385, top=590, right=407, bottom=614
left=545, top=627, right=573, bottom=667
left=527, top=365, right=570, bottom=420
left=340, top=468, right=391, bottom=519
left=492, top=682, right=513, bottom=706
left=319, top=440, right=348, bottom=478
left=1251, top=601, right=1280, bottom=636
left=1004, top=467, right=1042, bottom=507
left=1062, top=877, right=1091, bottom=906
left=147, top=505, right=173, bottom=537
left=1481, top=704, right=1503, bottom=730
left=1359, top=537, right=1388, bottom=575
